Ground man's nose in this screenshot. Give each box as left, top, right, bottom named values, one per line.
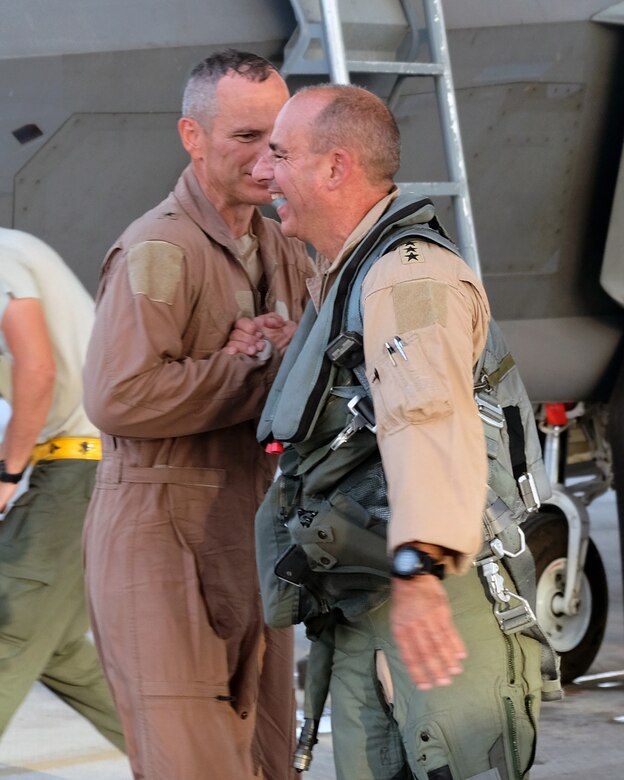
left=252, top=151, right=274, bottom=184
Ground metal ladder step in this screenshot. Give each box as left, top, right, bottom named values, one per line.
left=335, top=60, right=445, bottom=76
left=282, top=0, right=481, bottom=277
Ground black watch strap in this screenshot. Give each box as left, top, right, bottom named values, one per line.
left=391, top=545, right=445, bottom=580
left=0, top=461, right=25, bottom=484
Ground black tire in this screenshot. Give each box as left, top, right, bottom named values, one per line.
left=523, top=511, right=608, bottom=684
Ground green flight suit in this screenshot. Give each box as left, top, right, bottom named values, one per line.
left=328, top=566, right=541, bottom=780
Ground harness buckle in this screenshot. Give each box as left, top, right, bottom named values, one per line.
left=473, top=372, right=493, bottom=393
left=494, top=592, right=538, bottom=634
left=475, top=526, right=537, bottom=634
left=518, top=471, right=541, bottom=512
left=474, top=392, right=505, bottom=429
left=481, top=559, right=508, bottom=602
left=329, top=394, right=377, bottom=450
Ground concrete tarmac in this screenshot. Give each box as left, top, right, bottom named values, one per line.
left=0, top=489, right=621, bottom=779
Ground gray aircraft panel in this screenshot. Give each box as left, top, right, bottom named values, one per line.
left=594, top=1, right=624, bottom=24
left=0, top=0, right=295, bottom=58
left=391, top=18, right=622, bottom=326
left=13, top=112, right=188, bottom=294
left=600, top=144, right=624, bottom=306
left=501, top=315, right=623, bottom=402
left=443, top=0, right=620, bottom=28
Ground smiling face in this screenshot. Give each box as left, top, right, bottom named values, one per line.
left=253, top=93, right=333, bottom=249
left=180, top=70, right=290, bottom=214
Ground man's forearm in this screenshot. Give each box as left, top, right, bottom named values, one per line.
left=3, top=363, right=55, bottom=473
left=1, top=298, right=56, bottom=473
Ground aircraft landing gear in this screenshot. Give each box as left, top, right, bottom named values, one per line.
left=524, top=510, right=608, bottom=684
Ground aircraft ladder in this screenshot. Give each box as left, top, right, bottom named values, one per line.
left=281, top=0, right=481, bottom=278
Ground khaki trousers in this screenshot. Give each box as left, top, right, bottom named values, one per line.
left=0, top=460, right=124, bottom=749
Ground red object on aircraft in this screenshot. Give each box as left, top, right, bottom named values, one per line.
left=544, top=402, right=568, bottom=427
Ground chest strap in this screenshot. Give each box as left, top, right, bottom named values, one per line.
left=257, top=196, right=456, bottom=447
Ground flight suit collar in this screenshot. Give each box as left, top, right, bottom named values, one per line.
left=174, top=164, right=269, bottom=256
left=307, top=187, right=399, bottom=309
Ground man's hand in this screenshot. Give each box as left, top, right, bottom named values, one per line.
left=224, top=317, right=266, bottom=356
left=256, top=313, right=297, bottom=353
left=0, top=482, right=19, bottom=515
left=224, top=314, right=297, bottom=356
left=390, top=576, right=467, bottom=691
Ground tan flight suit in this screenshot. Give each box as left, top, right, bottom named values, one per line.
left=308, top=190, right=490, bottom=572
left=83, top=165, right=314, bottom=779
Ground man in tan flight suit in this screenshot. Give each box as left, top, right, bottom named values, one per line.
left=250, top=85, right=544, bottom=779
left=82, top=51, right=313, bottom=779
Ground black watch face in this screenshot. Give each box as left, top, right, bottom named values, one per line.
left=393, top=547, right=423, bottom=576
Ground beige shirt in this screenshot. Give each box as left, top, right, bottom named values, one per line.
left=318, top=191, right=491, bottom=574
left=0, top=228, right=98, bottom=442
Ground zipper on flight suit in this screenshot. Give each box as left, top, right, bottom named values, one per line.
left=503, top=696, right=522, bottom=780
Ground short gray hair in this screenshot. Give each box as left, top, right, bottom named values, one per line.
left=299, top=84, right=401, bottom=184
left=182, top=49, right=279, bottom=126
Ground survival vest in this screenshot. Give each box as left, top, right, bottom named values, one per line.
left=255, top=193, right=561, bottom=698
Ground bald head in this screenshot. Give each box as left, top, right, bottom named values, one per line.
left=252, top=83, right=401, bottom=259
left=292, top=84, right=401, bottom=186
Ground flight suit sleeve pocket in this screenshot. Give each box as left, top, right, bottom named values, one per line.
left=366, top=328, right=453, bottom=435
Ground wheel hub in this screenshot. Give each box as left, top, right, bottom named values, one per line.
left=535, top=557, right=592, bottom=652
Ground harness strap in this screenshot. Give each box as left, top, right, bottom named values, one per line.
left=258, top=196, right=449, bottom=446
left=503, top=405, right=528, bottom=481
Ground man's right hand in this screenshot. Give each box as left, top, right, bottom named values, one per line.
left=224, top=314, right=297, bottom=356
left=224, top=317, right=266, bottom=356
left=0, top=481, right=18, bottom=515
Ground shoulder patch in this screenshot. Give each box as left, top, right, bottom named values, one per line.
left=399, top=240, right=424, bottom=265
left=393, top=279, right=448, bottom=331
left=127, top=241, right=183, bottom=305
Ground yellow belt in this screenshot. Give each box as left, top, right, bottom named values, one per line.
left=32, top=437, right=102, bottom=465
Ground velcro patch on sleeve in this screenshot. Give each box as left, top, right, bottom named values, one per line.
left=393, top=279, right=448, bottom=331
left=399, top=240, right=424, bottom=264
left=127, top=241, right=183, bottom=305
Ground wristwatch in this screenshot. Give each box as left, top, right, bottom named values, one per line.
left=0, top=461, right=25, bottom=484
left=391, top=545, right=445, bottom=580
left=0, top=469, right=25, bottom=484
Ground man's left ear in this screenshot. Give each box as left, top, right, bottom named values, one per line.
left=178, top=116, right=202, bottom=158
left=327, top=148, right=352, bottom=191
